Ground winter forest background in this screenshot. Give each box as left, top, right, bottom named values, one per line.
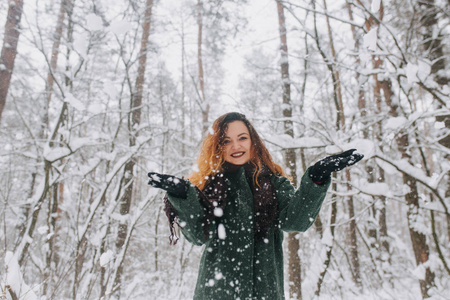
left=0, top=0, right=449, bottom=299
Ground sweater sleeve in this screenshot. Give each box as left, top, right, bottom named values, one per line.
left=166, top=185, right=210, bottom=246
left=275, top=167, right=331, bottom=232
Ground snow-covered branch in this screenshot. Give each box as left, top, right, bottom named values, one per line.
left=373, top=154, right=449, bottom=215
left=77, top=135, right=153, bottom=243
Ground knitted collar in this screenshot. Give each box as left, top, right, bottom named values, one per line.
left=221, top=161, right=272, bottom=178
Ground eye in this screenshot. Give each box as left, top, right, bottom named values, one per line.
left=223, top=140, right=230, bottom=145
left=239, top=137, right=248, bottom=141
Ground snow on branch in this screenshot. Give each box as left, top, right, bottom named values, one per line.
left=43, top=145, right=72, bottom=162
left=77, top=135, right=153, bottom=242
left=374, top=154, right=445, bottom=190
left=3, top=252, right=38, bottom=300
left=15, top=165, right=60, bottom=265
left=373, top=154, right=449, bottom=215
left=104, top=190, right=159, bottom=298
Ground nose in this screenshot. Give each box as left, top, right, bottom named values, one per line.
left=230, top=140, right=240, bottom=150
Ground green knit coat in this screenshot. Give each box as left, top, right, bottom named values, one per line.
left=167, top=166, right=330, bottom=300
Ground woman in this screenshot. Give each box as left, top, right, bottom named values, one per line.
left=148, top=112, right=363, bottom=300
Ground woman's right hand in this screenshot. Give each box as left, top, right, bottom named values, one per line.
left=148, top=172, right=189, bottom=198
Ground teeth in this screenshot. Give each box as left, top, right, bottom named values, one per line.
left=231, top=152, right=244, bottom=158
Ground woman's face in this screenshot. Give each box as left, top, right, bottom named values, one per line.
left=222, top=121, right=252, bottom=165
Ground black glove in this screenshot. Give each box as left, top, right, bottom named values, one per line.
left=148, top=172, right=189, bottom=198
left=309, top=149, right=364, bottom=183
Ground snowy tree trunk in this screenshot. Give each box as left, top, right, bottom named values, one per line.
left=42, top=3, right=67, bottom=295
left=315, top=178, right=337, bottom=297
left=417, top=0, right=448, bottom=85
left=418, top=0, right=450, bottom=232
left=373, top=63, right=390, bottom=263
left=357, top=0, right=437, bottom=294
left=376, top=167, right=389, bottom=259
left=42, top=0, right=66, bottom=136
left=113, top=0, right=154, bottom=297
left=323, top=0, right=362, bottom=286
left=16, top=160, right=52, bottom=266
left=345, top=172, right=361, bottom=286
left=42, top=184, right=62, bottom=295
left=346, top=0, right=379, bottom=259
left=384, top=78, right=436, bottom=298
left=0, top=0, right=23, bottom=122
left=366, top=0, right=391, bottom=267
left=275, top=1, right=302, bottom=299
left=181, top=20, right=186, bottom=157
left=312, top=0, right=355, bottom=293
left=197, top=0, right=209, bottom=135
left=312, top=1, right=335, bottom=292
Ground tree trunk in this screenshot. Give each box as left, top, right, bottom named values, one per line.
left=197, top=0, right=209, bottom=135
left=315, top=179, right=337, bottom=296
left=181, top=20, right=186, bottom=157
left=100, top=224, right=111, bottom=298
left=381, top=76, right=436, bottom=298
left=366, top=0, right=391, bottom=265
left=323, top=0, right=361, bottom=286
left=346, top=170, right=361, bottom=286
left=313, top=0, right=362, bottom=292
left=350, top=0, right=391, bottom=277
left=42, top=3, right=67, bottom=295
left=346, top=0, right=378, bottom=251
left=322, top=0, right=344, bottom=129
left=42, top=0, right=66, bottom=136
left=357, top=1, right=435, bottom=292
left=113, top=0, right=153, bottom=297
left=377, top=167, right=390, bottom=259
left=374, top=63, right=390, bottom=262
left=154, top=207, right=162, bottom=272
left=42, top=183, right=61, bottom=295
left=17, top=160, right=51, bottom=265
left=275, top=1, right=301, bottom=299
left=417, top=0, right=448, bottom=86
left=0, top=0, right=24, bottom=122
left=417, top=0, right=450, bottom=232
left=113, top=161, right=134, bottom=298
left=359, top=0, right=436, bottom=293
left=16, top=173, right=35, bottom=246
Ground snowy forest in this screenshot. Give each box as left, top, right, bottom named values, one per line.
left=0, top=0, right=449, bottom=299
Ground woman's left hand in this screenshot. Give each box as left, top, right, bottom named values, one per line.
left=309, top=149, right=364, bottom=183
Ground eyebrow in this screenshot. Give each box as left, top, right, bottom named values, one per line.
left=224, top=133, right=249, bottom=139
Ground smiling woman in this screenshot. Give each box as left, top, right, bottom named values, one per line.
left=147, top=112, right=363, bottom=300
left=222, top=121, right=252, bottom=165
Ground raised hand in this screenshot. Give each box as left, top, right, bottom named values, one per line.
left=148, top=172, right=190, bottom=198
left=309, top=149, right=364, bottom=183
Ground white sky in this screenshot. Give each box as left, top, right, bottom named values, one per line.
left=221, top=0, right=280, bottom=110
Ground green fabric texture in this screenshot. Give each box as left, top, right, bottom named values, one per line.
left=167, top=166, right=330, bottom=300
